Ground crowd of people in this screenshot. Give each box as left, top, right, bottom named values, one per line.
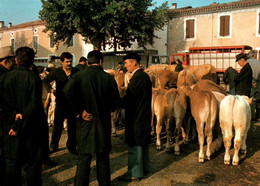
left=0, top=46, right=152, bottom=186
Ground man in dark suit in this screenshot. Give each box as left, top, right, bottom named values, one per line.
left=0, top=46, right=42, bottom=185
left=75, top=56, right=87, bottom=71
left=43, top=52, right=79, bottom=154
left=120, top=53, right=152, bottom=181
left=64, top=50, right=120, bottom=186
left=0, top=46, right=16, bottom=185
left=175, top=59, right=183, bottom=72
left=234, top=53, right=253, bottom=97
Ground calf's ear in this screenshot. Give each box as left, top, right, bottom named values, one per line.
left=248, top=97, right=253, bottom=105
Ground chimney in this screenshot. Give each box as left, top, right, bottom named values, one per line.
left=0, top=21, right=4, bottom=28
left=171, top=3, right=177, bottom=9
left=8, top=22, right=12, bottom=28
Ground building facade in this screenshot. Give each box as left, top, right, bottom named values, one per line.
left=168, top=0, right=260, bottom=59
left=0, top=20, right=90, bottom=67
left=0, top=20, right=167, bottom=68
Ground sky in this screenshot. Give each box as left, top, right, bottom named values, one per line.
left=0, top=0, right=238, bottom=26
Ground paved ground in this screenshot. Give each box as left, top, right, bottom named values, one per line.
left=41, top=122, right=260, bottom=186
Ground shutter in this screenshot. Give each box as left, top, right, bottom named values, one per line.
left=220, top=16, right=225, bottom=36
left=259, top=13, right=260, bottom=34
left=224, top=15, right=230, bottom=36
left=186, top=20, right=190, bottom=38
left=190, top=19, right=195, bottom=38
left=186, top=19, right=194, bottom=39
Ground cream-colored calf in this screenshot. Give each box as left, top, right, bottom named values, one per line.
left=219, top=95, right=251, bottom=165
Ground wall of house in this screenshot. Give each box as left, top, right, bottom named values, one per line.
left=0, top=25, right=84, bottom=66
left=168, top=7, right=260, bottom=56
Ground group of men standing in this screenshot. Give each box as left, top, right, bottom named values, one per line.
left=0, top=46, right=152, bottom=186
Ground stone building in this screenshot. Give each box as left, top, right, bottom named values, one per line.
left=168, top=0, right=260, bottom=59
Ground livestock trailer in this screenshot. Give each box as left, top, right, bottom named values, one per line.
left=170, top=45, right=253, bottom=73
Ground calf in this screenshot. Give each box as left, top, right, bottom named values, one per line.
left=154, top=88, right=187, bottom=155
left=185, top=88, right=218, bottom=162
left=219, top=95, right=251, bottom=165
left=177, top=70, right=197, bottom=88
left=157, top=70, right=178, bottom=89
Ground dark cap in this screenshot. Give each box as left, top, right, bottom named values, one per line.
left=236, top=53, right=247, bottom=62
left=123, top=52, right=141, bottom=63
left=176, top=59, right=182, bottom=63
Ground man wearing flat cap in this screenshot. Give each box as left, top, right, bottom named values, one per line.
left=120, top=52, right=152, bottom=181
left=0, top=46, right=16, bottom=75
left=234, top=53, right=253, bottom=97
left=0, top=46, right=16, bottom=185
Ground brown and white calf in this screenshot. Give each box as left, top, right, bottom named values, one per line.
left=219, top=95, right=251, bottom=165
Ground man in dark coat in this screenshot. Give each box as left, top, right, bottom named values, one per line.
left=75, top=56, right=87, bottom=71
left=175, top=59, right=183, bottom=72
left=63, top=50, right=120, bottom=186
left=0, top=46, right=16, bottom=185
left=43, top=52, right=79, bottom=154
left=223, top=66, right=238, bottom=95
left=0, top=46, right=42, bottom=185
left=120, top=52, right=152, bottom=181
left=234, top=53, right=253, bottom=97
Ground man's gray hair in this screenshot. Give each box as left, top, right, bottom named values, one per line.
left=247, top=50, right=255, bottom=58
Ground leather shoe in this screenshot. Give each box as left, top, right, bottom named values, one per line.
left=68, top=148, right=78, bottom=155
left=42, top=158, right=58, bottom=168
left=50, top=148, right=58, bottom=153
left=118, top=175, right=141, bottom=182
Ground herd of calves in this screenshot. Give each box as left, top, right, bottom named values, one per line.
left=112, top=64, right=252, bottom=166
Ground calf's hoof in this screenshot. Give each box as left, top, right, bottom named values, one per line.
left=207, top=156, right=211, bottom=160
left=224, top=160, right=230, bottom=165
left=175, top=151, right=180, bottom=155
left=156, top=145, right=163, bottom=151
left=241, top=149, right=247, bottom=154
left=165, top=147, right=171, bottom=152
left=112, top=133, right=118, bottom=137
left=199, top=157, right=204, bottom=163
left=232, top=161, right=239, bottom=166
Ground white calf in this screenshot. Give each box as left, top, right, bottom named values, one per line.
left=219, top=95, right=251, bottom=165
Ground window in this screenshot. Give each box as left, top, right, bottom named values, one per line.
left=10, top=38, right=15, bottom=51
left=68, top=37, right=74, bottom=47
left=257, top=10, right=260, bottom=37
left=185, top=19, right=195, bottom=39
left=258, top=12, right=260, bottom=34
left=50, top=35, right=55, bottom=48
left=219, top=15, right=230, bottom=37
left=33, top=36, right=38, bottom=49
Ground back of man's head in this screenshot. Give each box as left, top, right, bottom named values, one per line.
left=247, top=50, right=256, bottom=58
left=60, top=52, right=73, bottom=62
left=79, top=56, right=87, bottom=63
left=123, top=52, right=141, bottom=64
left=87, top=50, right=103, bottom=65
left=15, top=46, right=35, bottom=66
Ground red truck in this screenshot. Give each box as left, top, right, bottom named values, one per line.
left=170, top=45, right=253, bottom=74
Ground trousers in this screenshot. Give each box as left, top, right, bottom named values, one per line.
left=74, top=152, right=110, bottom=186
left=50, top=109, right=76, bottom=150
left=127, top=145, right=150, bottom=178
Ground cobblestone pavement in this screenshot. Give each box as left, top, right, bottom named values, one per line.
left=41, top=122, right=260, bottom=186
